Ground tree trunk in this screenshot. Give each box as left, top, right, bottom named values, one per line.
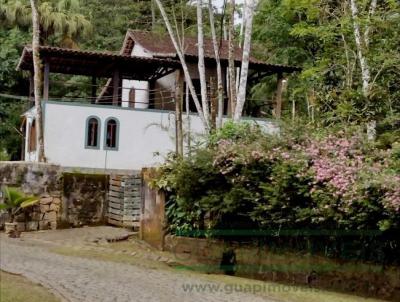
left=273, top=74, right=284, bottom=119
left=364, top=0, right=377, bottom=48
left=175, top=70, right=184, bottom=156
left=239, top=0, right=247, bottom=47
left=210, top=76, right=217, bottom=129
left=236, top=0, right=247, bottom=94
left=154, top=0, right=210, bottom=131
left=228, top=0, right=237, bottom=116
left=349, top=0, right=371, bottom=98
left=196, top=0, right=210, bottom=124
left=234, top=0, right=258, bottom=121
left=208, top=0, right=224, bottom=128
left=350, top=0, right=378, bottom=140
left=30, top=0, right=45, bottom=162
left=151, top=0, right=156, bottom=31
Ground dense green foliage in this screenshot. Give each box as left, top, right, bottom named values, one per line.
left=251, top=0, right=400, bottom=121
left=153, top=121, right=400, bottom=263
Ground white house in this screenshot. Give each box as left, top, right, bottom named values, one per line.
left=17, top=30, right=299, bottom=171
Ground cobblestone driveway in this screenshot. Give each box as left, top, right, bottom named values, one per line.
left=0, top=230, right=276, bottom=302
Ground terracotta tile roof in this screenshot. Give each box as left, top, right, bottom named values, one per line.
left=125, top=30, right=300, bottom=73
left=17, top=46, right=179, bottom=79
left=127, top=30, right=252, bottom=61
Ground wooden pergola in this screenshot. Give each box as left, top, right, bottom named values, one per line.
left=17, top=46, right=180, bottom=105
left=17, top=45, right=301, bottom=113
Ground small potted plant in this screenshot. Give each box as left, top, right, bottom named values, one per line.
left=0, top=187, right=39, bottom=237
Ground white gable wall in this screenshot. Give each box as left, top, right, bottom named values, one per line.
left=122, top=42, right=152, bottom=108
left=122, top=42, right=222, bottom=110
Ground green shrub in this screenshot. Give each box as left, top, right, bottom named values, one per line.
left=152, top=122, right=400, bottom=263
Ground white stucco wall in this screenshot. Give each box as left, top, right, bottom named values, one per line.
left=41, top=101, right=204, bottom=170
left=38, top=101, right=277, bottom=171
left=121, top=80, right=149, bottom=109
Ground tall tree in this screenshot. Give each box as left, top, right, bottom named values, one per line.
left=30, top=0, right=45, bottom=161
left=349, top=0, right=371, bottom=98
left=234, top=0, right=258, bottom=121
left=208, top=0, right=224, bottom=128
left=196, top=0, right=210, bottom=124
left=227, top=0, right=237, bottom=115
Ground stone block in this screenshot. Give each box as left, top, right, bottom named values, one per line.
left=16, top=222, right=26, bottom=232
left=30, top=212, right=42, bottom=221
left=49, top=203, right=60, bottom=212
left=50, top=221, right=57, bottom=230
left=40, top=204, right=50, bottom=212
left=50, top=191, right=62, bottom=197
left=40, top=197, right=53, bottom=205
left=26, top=221, right=39, bottom=231
left=44, top=211, right=57, bottom=222
left=14, top=213, right=26, bottom=222
left=53, top=197, right=61, bottom=205
left=39, top=220, right=50, bottom=230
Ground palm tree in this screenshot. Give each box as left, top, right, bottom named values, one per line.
left=1, top=0, right=92, bottom=161
left=1, top=187, right=39, bottom=238
left=0, top=187, right=39, bottom=222
left=0, top=0, right=92, bottom=47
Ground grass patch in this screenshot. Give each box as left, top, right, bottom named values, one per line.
left=51, top=245, right=171, bottom=271
left=202, top=274, right=387, bottom=302
left=0, top=271, right=59, bottom=302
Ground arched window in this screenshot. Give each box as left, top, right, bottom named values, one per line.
left=104, top=117, right=119, bottom=150
left=85, top=116, right=100, bottom=149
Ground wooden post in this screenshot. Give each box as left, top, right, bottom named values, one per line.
left=43, top=61, right=50, bottom=102
left=175, top=70, right=184, bottom=156
left=91, top=76, right=97, bottom=103
left=148, top=80, right=156, bottom=109
left=29, top=73, right=34, bottom=106
left=112, top=70, right=120, bottom=106
left=274, top=73, right=284, bottom=119
left=210, top=77, right=217, bottom=130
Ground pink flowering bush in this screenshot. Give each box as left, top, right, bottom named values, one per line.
left=153, top=122, right=400, bottom=263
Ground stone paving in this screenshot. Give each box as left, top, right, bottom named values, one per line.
left=0, top=227, right=277, bottom=302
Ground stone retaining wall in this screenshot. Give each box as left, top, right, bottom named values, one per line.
left=0, top=162, right=110, bottom=229
left=62, top=173, right=108, bottom=227
left=14, top=195, right=62, bottom=231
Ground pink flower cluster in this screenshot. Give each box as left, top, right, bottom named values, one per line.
left=382, top=175, right=400, bottom=212
left=213, top=133, right=400, bottom=215
left=305, top=136, right=364, bottom=201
